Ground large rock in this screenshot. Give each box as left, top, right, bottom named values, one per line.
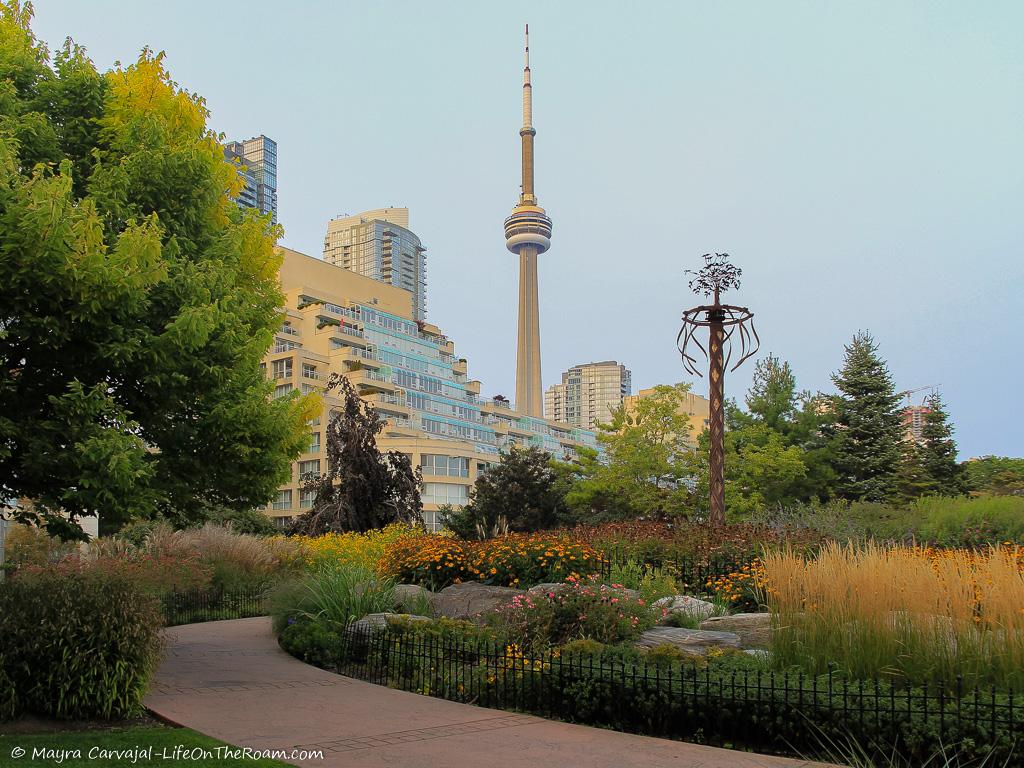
left=527, top=582, right=567, bottom=597
left=349, top=612, right=431, bottom=635
left=430, top=582, right=523, bottom=621
left=393, top=584, right=433, bottom=614
left=635, top=627, right=741, bottom=656
left=653, top=595, right=716, bottom=622
left=700, top=612, right=772, bottom=649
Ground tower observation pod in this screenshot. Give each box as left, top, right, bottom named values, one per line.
left=504, top=24, right=552, bottom=418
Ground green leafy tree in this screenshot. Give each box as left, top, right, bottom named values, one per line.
left=723, top=424, right=807, bottom=516
left=292, top=375, right=422, bottom=535
left=826, top=331, right=904, bottom=502
left=919, top=391, right=965, bottom=496
left=460, top=446, right=562, bottom=535
left=962, top=456, right=1024, bottom=496
left=560, top=384, right=696, bottom=521
left=0, top=5, right=315, bottom=538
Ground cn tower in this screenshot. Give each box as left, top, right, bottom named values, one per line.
left=504, top=24, right=552, bottom=418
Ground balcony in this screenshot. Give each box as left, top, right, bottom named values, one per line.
left=349, top=368, right=396, bottom=394
left=453, top=358, right=467, bottom=376
left=334, top=346, right=381, bottom=368
left=465, top=380, right=481, bottom=396
left=369, top=392, right=412, bottom=418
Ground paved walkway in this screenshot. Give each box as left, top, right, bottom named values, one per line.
left=145, top=618, right=836, bottom=768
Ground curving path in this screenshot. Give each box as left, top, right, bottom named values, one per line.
left=145, top=618, right=837, bottom=768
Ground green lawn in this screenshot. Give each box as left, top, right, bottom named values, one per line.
left=0, top=724, right=300, bottom=767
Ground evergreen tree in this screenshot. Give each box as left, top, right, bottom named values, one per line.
left=741, top=355, right=797, bottom=434
left=460, top=446, right=562, bottom=535
left=292, top=375, right=422, bottom=535
left=894, top=440, right=933, bottom=504
left=826, top=331, right=904, bottom=501
left=919, top=391, right=965, bottom=496
left=0, top=6, right=315, bottom=538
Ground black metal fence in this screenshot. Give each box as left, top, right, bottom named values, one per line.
left=161, top=588, right=268, bottom=626
left=326, top=622, right=1021, bottom=763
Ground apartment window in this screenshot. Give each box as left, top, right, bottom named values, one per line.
left=300, top=489, right=316, bottom=509
left=302, top=363, right=319, bottom=379
left=422, top=482, right=468, bottom=506
left=272, top=358, right=292, bottom=379
left=273, top=383, right=293, bottom=399
left=298, top=459, right=320, bottom=478
left=308, top=432, right=321, bottom=453
left=301, top=383, right=317, bottom=394
left=271, top=489, right=292, bottom=510
left=421, top=454, right=470, bottom=478
left=272, top=515, right=294, bottom=530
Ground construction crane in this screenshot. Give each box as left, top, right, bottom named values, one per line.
left=897, top=385, right=940, bottom=407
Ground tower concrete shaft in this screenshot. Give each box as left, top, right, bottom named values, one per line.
left=504, top=24, right=552, bottom=418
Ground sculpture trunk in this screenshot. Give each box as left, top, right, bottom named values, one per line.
left=707, top=309, right=726, bottom=526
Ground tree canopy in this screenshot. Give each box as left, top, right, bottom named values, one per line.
left=558, top=383, right=696, bottom=521
left=825, top=331, right=904, bottom=502
left=292, top=375, right=422, bottom=535
left=0, top=4, right=316, bottom=538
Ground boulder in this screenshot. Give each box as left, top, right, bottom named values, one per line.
left=430, top=582, right=524, bottom=621
left=700, top=612, right=772, bottom=649
left=349, top=612, right=431, bottom=635
left=635, top=627, right=741, bottom=656
left=527, top=582, right=567, bottom=596
left=653, top=595, right=716, bottom=622
left=393, top=584, right=433, bottom=614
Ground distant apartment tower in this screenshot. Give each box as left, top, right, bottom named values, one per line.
left=224, top=135, right=278, bottom=224
left=902, top=405, right=931, bottom=445
left=545, top=361, right=632, bottom=430
left=323, top=208, right=427, bottom=321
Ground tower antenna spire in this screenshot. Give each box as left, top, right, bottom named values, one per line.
left=504, top=24, right=552, bottom=418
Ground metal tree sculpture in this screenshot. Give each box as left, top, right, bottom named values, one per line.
left=677, top=253, right=759, bottom=526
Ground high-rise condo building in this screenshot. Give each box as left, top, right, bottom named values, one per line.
left=504, top=25, right=552, bottom=418
left=623, top=387, right=711, bottom=447
left=262, top=248, right=597, bottom=531
left=545, top=362, right=632, bottom=430
left=323, top=208, right=427, bottom=321
left=902, top=404, right=931, bottom=445
left=224, top=135, right=278, bottom=223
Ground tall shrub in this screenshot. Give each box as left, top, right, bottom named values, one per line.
left=0, top=570, right=164, bottom=719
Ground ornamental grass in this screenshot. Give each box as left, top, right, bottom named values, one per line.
left=766, top=541, right=1024, bottom=690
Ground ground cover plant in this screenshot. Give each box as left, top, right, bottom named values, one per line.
left=485, top=575, right=657, bottom=654
left=766, top=541, right=1024, bottom=690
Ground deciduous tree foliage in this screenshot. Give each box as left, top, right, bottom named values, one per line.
left=0, top=4, right=316, bottom=538
left=963, top=456, right=1024, bottom=496
left=292, top=375, right=422, bottom=535
left=558, top=383, right=696, bottom=521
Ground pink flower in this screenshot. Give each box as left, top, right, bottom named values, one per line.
left=610, top=597, right=619, bottom=604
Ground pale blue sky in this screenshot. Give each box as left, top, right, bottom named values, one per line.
left=32, top=1, right=1023, bottom=458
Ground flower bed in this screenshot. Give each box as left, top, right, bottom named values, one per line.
left=379, top=532, right=606, bottom=589
left=486, top=575, right=655, bottom=653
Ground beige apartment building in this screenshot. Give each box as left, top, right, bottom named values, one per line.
left=263, top=248, right=597, bottom=531
left=545, top=361, right=632, bottom=431
left=622, top=387, right=711, bottom=447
